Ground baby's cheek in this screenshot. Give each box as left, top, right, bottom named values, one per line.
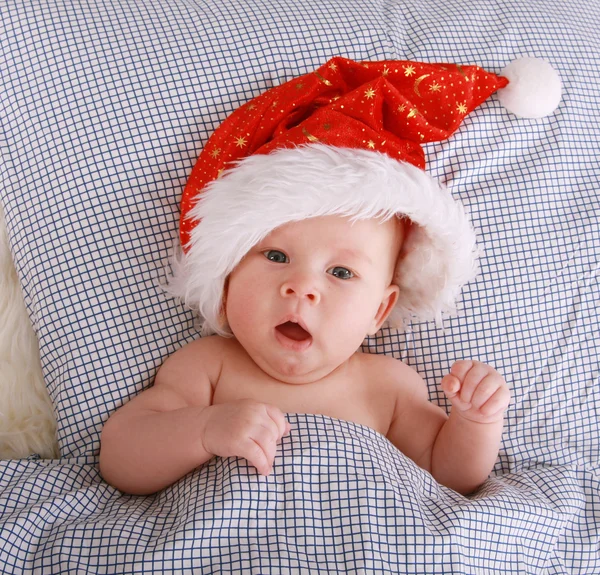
left=225, top=277, right=253, bottom=329
left=331, top=299, right=376, bottom=347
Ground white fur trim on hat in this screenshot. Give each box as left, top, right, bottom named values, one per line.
left=167, top=144, right=478, bottom=336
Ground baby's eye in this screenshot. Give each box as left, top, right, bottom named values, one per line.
left=263, top=250, right=289, bottom=263
left=327, top=266, right=354, bottom=280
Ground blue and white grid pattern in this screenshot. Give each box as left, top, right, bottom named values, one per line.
left=1, top=0, right=599, bottom=571
left=1, top=414, right=598, bottom=573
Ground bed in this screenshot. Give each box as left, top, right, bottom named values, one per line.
left=0, top=0, right=598, bottom=572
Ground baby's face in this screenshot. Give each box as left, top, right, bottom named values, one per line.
left=224, top=215, right=403, bottom=384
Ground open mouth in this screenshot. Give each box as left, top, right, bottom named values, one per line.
left=275, top=321, right=312, bottom=341
left=274, top=320, right=313, bottom=351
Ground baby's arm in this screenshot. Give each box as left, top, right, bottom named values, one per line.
left=99, top=337, right=289, bottom=495
left=432, top=360, right=510, bottom=494
left=386, top=359, right=509, bottom=495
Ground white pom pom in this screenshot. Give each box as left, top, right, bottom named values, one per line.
left=497, top=57, right=561, bottom=118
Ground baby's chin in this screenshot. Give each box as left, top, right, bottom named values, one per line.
left=253, top=352, right=345, bottom=385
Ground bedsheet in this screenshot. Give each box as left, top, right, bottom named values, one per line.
left=1, top=414, right=598, bottom=574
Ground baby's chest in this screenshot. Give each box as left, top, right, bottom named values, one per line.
left=212, top=369, right=393, bottom=436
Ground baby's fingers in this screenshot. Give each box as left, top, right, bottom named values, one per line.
left=441, top=374, right=461, bottom=398
left=252, top=421, right=283, bottom=475
left=441, top=374, right=471, bottom=411
left=241, top=437, right=273, bottom=476
left=478, top=384, right=511, bottom=417
left=457, top=362, right=494, bottom=406
left=470, top=373, right=505, bottom=410
left=265, top=404, right=291, bottom=441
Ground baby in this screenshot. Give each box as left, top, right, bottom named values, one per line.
left=100, top=210, right=510, bottom=496
left=100, top=57, right=517, bottom=497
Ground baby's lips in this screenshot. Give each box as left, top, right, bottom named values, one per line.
left=275, top=320, right=312, bottom=341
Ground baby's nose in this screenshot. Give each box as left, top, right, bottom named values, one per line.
left=280, top=275, right=321, bottom=303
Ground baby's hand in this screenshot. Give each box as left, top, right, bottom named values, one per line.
left=441, top=360, right=510, bottom=424
left=200, top=399, right=291, bottom=476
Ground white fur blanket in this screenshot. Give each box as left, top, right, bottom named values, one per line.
left=0, top=208, right=57, bottom=459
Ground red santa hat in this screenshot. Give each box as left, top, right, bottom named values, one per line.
left=169, top=56, right=561, bottom=336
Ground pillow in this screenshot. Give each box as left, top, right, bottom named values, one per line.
left=1, top=0, right=598, bottom=476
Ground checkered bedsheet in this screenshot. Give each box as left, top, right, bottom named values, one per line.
left=1, top=414, right=597, bottom=573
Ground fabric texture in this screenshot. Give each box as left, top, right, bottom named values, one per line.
left=1, top=415, right=598, bottom=574
left=0, top=0, right=599, bottom=572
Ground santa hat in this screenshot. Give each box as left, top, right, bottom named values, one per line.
left=169, top=56, right=561, bottom=336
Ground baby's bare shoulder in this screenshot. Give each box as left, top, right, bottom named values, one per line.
left=358, top=352, right=424, bottom=389
left=155, top=335, right=228, bottom=402
left=351, top=352, right=427, bottom=412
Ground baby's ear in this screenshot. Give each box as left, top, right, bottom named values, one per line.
left=368, top=284, right=400, bottom=335
left=219, top=276, right=230, bottom=325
